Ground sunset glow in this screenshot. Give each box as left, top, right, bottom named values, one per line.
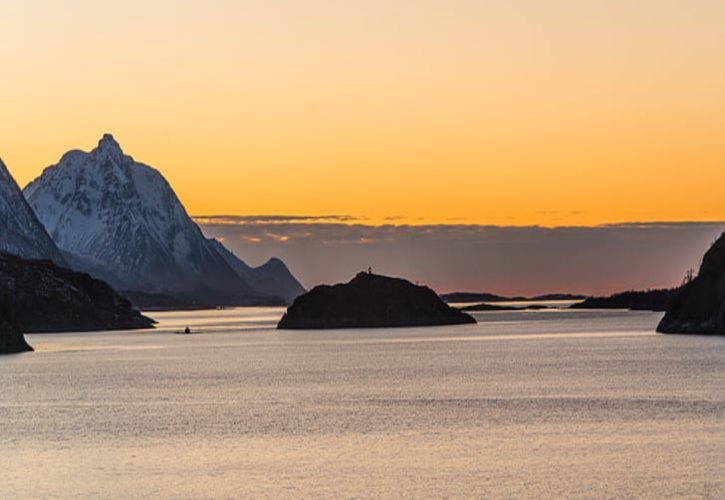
left=2, top=0, right=724, bottom=226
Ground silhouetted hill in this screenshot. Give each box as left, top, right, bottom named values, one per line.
left=0, top=301, right=32, bottom=354
left=571, top=288, right=677, bottom=312
left=0, top=252, right=154, bottom=333
left=658, top=232, right=725, bottom=334
left=278, top=272, right=476, bottom=329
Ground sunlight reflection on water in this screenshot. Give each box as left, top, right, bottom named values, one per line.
left=2, top=308, right=723, bottom=498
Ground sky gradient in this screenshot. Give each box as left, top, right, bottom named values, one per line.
left=2, top=0, right=725, bottom=225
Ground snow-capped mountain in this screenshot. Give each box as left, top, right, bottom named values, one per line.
left=0, top=158, right=65, bottom=265
left=24, top=134, right=302, bottom=305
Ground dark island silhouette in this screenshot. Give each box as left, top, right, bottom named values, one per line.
left=0, top=301, right=33, bottom=354
left=278, top=272, right=476, bottom=330
left=0, top=252, right=155, bottom=333
left=658, top=232, right=725, bottom=335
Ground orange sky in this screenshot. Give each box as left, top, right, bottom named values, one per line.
left=1, top=0, right=724, bottom=226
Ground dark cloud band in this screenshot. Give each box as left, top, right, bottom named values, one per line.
left=195, top=218, right=725, bottom=296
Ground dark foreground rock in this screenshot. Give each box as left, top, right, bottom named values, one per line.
left=0, top=302, right=32, bottom=354
left=278, top=272, right=476, bottom=330
left=571, top=288, right=677, bottom=312
left=0, top=252, right=155, bottom=333
left=658, top=232, right=725, bottom=334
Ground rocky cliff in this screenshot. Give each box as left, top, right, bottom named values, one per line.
left=658, top=232, right=725, bottom=334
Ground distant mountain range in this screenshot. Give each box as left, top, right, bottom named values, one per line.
left=23, top=134, right=304, bottom=306
left=441, top=292, right=587, bottom=303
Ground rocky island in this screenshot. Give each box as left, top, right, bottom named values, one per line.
left=658, top=232, right=725, bottom=334
left=278, top=272, right=476, bottom=329
left=0, top=252, right=155, bottom=333
left=0, top=302, right=33, bottom=354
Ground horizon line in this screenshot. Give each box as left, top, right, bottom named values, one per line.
left=193, top=215, right=725, bottom=229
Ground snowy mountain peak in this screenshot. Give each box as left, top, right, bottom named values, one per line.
left=23, top=136, right=303, bottom=304
left=93, top=133, right=125, bottom=161
left=98, top=133, right=120, bottom=150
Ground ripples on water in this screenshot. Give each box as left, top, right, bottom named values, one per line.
left=1, top=308, right=724, bottom=498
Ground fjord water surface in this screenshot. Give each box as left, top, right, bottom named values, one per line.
left=1, top=308, right=723, bottom=498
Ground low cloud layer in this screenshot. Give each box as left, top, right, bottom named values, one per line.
left=196, top=217, right=725, bottom=296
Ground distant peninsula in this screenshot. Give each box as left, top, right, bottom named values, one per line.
left=658, top=232, right=725, bottom=335
left=0, top=302, right=32, bottom=354
left=278, top=272, right=476, bottom=329
left=570, top=288, right=677, bottom=312
left=441, top=292, right=587, bottom=303
left=0, top=252, right=155, bottom=333
left=461, top=303, right=550, bottom=311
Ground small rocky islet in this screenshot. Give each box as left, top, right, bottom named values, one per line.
left=278, top=272, right=476, bottom=329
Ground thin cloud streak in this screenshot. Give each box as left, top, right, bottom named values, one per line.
left=193, top=214, right=361, bottom=225
left=196, top=218, right=725, bottom=296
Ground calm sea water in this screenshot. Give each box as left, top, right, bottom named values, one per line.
left=1, top=307, right=723, bottom=498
